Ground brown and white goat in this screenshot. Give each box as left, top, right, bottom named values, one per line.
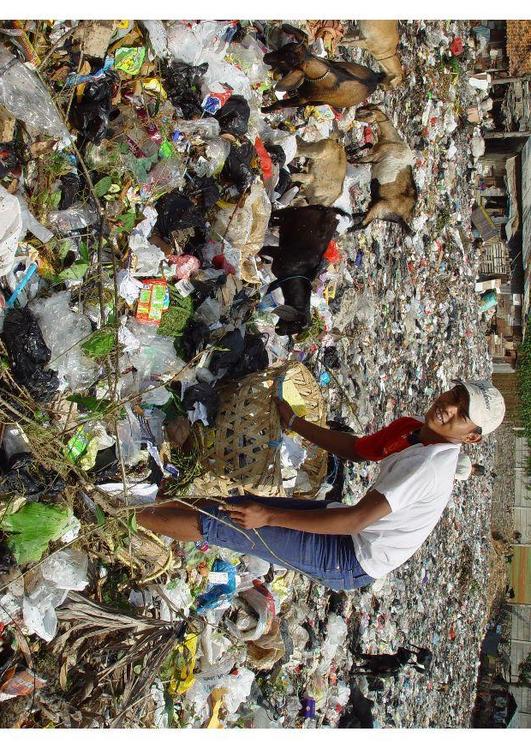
left=292, top=136, right=347, bottom=206
left=348, top=105, right=417, bottom=233
left=342, top=21, right=404, bottom=90
left=262, top=24, right=383, bottom=113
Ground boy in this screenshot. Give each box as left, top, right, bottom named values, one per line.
left=138, top=379, right=505, bottom=591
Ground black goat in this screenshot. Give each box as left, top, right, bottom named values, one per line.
left=259, top=205, right=346, bottom=335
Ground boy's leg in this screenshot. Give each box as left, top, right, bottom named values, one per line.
left=136, top=501, right=204, bottom=542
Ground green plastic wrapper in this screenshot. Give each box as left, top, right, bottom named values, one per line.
left=0, top=502, right=73, bottom=565
left=114, top=46, right=146, bottom=76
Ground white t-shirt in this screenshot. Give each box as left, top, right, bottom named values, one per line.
left=351, top=442, right=460, bottom=578
left=455, top=452, right=472, bottom=481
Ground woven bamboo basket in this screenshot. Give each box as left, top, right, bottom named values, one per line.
left=186, top=361, right=327, bottom=499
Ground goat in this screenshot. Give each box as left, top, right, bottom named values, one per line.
left=292, top=136, right=347, bottom=206
left=259, top=205, right=345, bottom=335
left=262, top=24, right=383, bottom=113
left=347, top=104, right=417, bottom=233
left=342, top=21, right=404, bottom=90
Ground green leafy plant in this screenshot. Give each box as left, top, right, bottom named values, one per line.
left=81, top=328, right=116, bottom=359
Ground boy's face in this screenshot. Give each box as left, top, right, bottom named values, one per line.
left=424, top=386, right=481, bottom=445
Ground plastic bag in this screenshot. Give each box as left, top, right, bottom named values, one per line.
left=220, top=140, right=257, bottom=194
left=215, top=95, right=250, bottom=137
left=140, top=157, right=186, bottom=200
left=16, top=193, right=53, bottom=244
left=0, top=453, right=65, bottom=499
left=0, top=44, right=69, bottom=139
left=175, top=117, right=220, bottom=141
left=166, top=21, right=232, bottom=67
left=227, top=580, right=276, bottom=642
left=1, top=306, right=59, bottom=401
left=198, top=137, right=230, bottom=177
left=182, top=383, right=220, bottom=426
left=69, top=71, right=119, bottom=145
left=47, top=202, right=99, bottom=234
left=116, top=403, right=144, bottom=466
left=0, top=502, right=72, bottom=565
left=142, top=20, right=169, bottom=58
left=319, top=613, right=348, bottom=673
left=154, top=189, right=207, bottom=241
left=30, top=290, right=98, bottom=391
left=212, top=182, right=271, bottom=283
left=22, top=578, right=67, bottom=642
left=0, top=185, right=22, bottom=277
left=120, top=318, right=185, bottom=403
left=228, top=35, right=269, bottom=85
left=40, top=549, right=89, bottom=590
left=195, top=559, right=237, bottom=613
left=162, top=60, right=208, bottom=119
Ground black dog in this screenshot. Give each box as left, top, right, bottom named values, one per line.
left=353, top=645, right=433, bottom=679
left=259, top=205, right=347, bottom=335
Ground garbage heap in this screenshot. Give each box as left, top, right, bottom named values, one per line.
left=0, top=20, right=496, bottom=727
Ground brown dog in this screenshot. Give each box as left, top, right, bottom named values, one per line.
left=342, top=21, right=404, bottom=90
left=262, top=24, right=383, bottom=113
left=347, top=105, right=417, bottom=232
left=292, top=136, right=347, bottom=206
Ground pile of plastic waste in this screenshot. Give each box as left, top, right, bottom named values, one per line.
left=0, top=19, right=499, bottom=727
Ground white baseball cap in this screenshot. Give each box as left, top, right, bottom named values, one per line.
left=452, top=379, right=506, bottom=436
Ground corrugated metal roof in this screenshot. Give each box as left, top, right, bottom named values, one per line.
left=511, top=547, right=531, bottom=603
left=506, top=21, right=531, bottom=76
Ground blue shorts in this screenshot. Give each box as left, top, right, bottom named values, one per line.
left=198, top=495, right=374, bottom=592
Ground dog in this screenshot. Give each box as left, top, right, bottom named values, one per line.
left=292, top=136, right=347, bottom=206
left=259, top=205, right=346, bottom=335
left=347, top=104, right=417, bottom=233
left=353, top=645, right=433, bottom=679
left=262, top=24, right=383, bottom=113
left=353, top=647, right=414, bottom=678
left=342, top=21, right=404, bottom=90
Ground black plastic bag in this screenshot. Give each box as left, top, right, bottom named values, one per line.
left=182, top=383, right=220, bottom=425
left=0, top=534, right=15, bottom=574
left=179, top=320, right=211, bottom=361
left=59, top=172, right=82, bottom=210
left=0, top=452, right=66, bottom=499
left=215, top=95, right=250, bottom=137
left=209, top=330, right=245, bottom=375
left=154, top=189, right=207, bottom=241
left=163, top=61, right=208, bottom=119
left=210, top=330, right=268, bottom=380
left=69, top=71, right=119, bottom=146
left=187, top=175, right=220, bottom=210
left=322, top=346, right=340, bottom=370
left=221, top=140, right=256, bottom=194
left=2, top=308, right=59, bottom=402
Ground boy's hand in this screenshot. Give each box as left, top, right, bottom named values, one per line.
left=224, top=501, right=271, bottom=529
left=273, top=396, right=295, bottom=428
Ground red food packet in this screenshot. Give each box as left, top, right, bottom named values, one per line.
left=324, top=240, right=341, bottom=264
left=254, top=137, right=273, bottom=182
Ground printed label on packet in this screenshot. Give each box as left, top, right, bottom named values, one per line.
left=207, top=572, right=230, bottom=585
left=175, top=278, right=194, bottom=297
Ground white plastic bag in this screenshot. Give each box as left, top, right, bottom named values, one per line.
left=166, top=21, right=232, bottom=67
left=40, top=549, right=89, bottom=591
left=0, top=185, right=22, bottom=277
left=0, top=44, right=70, bottom=139
left=47, top=203, right=99, bottom=234
left=30, top=290, right=98, bottom=391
